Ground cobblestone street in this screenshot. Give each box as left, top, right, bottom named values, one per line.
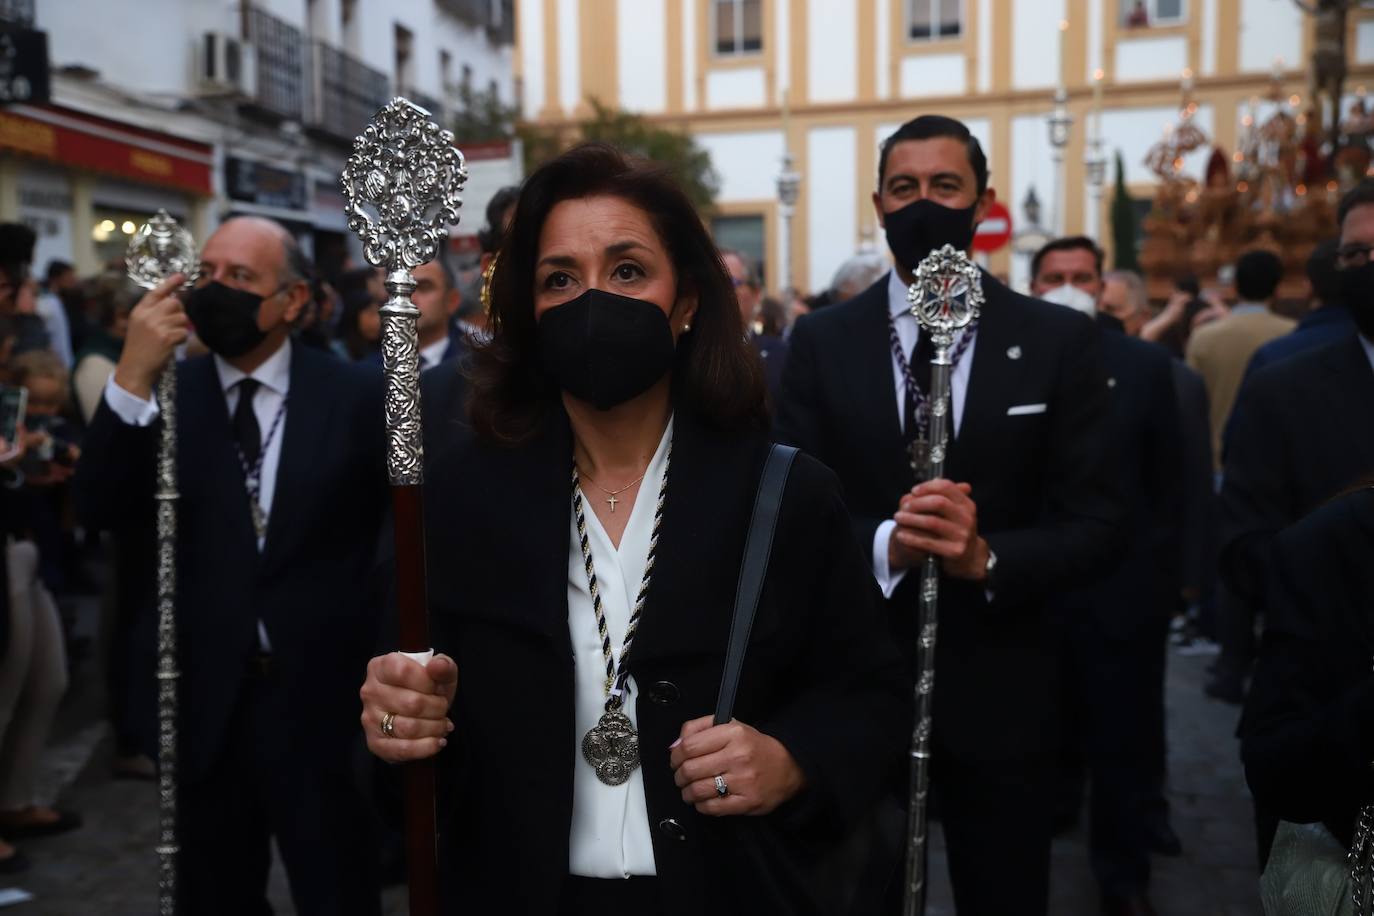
left=1, top=593, right=1260, bottom=915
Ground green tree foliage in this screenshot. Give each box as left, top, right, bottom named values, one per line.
left=519, top=99, right=721, bottom=213
left=450, top=80, right=521, bottom=144
left=1110, top=151, right=1140, bottom=271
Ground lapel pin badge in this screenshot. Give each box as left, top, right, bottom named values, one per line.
left=1006, top=345, right=1022, bottom=360
left=1108, top=377, right=1117, bottom=388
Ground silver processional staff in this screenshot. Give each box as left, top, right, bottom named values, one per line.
left=341, top=97, right=467, bottom=916
left=126, top=209, right=199, bottom=916
left=902, top=243, right=984, bottom=916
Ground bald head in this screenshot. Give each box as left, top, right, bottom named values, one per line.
left=195, top=216, right=311, bottom=358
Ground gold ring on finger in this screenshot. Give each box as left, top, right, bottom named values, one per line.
left=380, top=711, right=397, bottom=738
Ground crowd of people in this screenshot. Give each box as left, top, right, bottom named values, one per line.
left=0, top=111, right=1369, bottom=916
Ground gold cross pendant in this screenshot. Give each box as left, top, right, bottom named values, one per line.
left=606, top=494, right=619, bottom=512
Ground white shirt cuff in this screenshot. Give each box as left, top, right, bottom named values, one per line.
left=103, top=375, right=160, bottom=427
left=872, top=519, right=910, bottom=599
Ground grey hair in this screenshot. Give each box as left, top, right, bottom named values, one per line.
left=829, top=252, right=889, bottom=300
left=718, top=247, right=761, bottom=287
left=1103, top=270, right=1148, bottom=314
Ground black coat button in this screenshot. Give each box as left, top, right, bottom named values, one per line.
left=646, top=680, right=680, bottom=705
left=658, top=818, right=687, bottom=841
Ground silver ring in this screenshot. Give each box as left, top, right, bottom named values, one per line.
left=380, top=712, right=397, bottom=738
left=714, top=774, right=728, bottom=798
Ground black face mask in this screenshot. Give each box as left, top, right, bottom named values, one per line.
left=537, top=289, right=677, bottom=411
left=883, top=198, right=979, bottom=272
left=184, top=282, right=271, bottom=358
left=1338, top=262, right=1374, bottom=340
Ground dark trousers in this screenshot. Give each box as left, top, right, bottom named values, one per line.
left=179, top=674, right=382, bottom=916
left=1058, top=609, right=1169, bottom=899
left=937, top=753, right=1053, bottom=915
left=559, top=876, right=662, bottom=915
left=1214, top=582, right=1256, bottom=682
left=874, top=755, right=1053, bottom=915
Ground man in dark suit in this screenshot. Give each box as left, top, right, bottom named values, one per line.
left=1222, top=180, right=1374, bottom=723
left=75, top=216, right=388, bottom=915
left=1241, top=238, right=1354, bottom=380
left=775, top=115, right=1121, bottom=916
left=1032, top=238, right=1183, bottom=916
left=720, top=248, right=788, bottom=406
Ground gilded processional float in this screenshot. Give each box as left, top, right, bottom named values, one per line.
left=1136, top=66, right=1374, bottom=302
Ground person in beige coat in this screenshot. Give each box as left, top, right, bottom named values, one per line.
left=1186, top=250, right=1296, bottom=471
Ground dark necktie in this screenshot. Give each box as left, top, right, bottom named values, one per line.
left=904, top=330, right=936, bottom=441
left=232, top=378, right=262, bottom=467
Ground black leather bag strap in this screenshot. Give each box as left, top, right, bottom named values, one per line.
left=714, top=443, right=799, bottom=726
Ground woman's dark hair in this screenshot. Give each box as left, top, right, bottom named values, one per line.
left=468, top=142, right=768, bottom=445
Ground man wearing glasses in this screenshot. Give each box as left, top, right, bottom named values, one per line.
left=75, top=216, right=388, bottom=915
left=1225, top=179, right=1374, bottom=860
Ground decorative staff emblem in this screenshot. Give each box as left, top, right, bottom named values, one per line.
left=341, top=98, right=467, bottom=487
left=125, top=208, right=197, bottom=916
left=906, top=243, right=983, bottom=352
left=127, top=209, right=198, bottom=290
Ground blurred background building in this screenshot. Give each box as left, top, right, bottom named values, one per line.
left=0, top=0, right=519, bottom=278
left=515, top=0, right=1374, bottom=295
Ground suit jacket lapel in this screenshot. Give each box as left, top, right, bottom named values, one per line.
left=261, top=344, right=334, bottom=570
left=952, top=275, right=1024, bottom=480
left=1331, top=334, right=1374, bottom=465
left=848, top=279, right=913, bottom=488
left=179, top=357, right=259, bottom=556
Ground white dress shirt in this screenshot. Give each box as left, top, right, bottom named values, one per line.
left=872, top=270, right=978, bottom=598
left=419, top=335, right=450, bottom=369
left=102, top=341, right=293, bottom=650
left=566, top=416, right=673, bottom=878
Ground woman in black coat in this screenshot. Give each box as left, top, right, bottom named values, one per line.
left=360, top=144, right=909, bottom=915
left=1241, top=482, right=1374, bottom=869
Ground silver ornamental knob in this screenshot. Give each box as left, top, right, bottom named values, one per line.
left=907, top=244, right=984, bottom=347
left=126, top=210, right=198, bottom=290
left=340, top=98, right=468, bottom=271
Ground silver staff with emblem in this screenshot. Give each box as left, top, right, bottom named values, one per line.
left=125, top=209, right=199, bottom=916
left=341, top=97, right=466, bottom=916
left=902, top=243, right=984, bottom=916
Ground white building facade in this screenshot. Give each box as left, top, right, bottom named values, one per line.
left=517, top=0, right=1374, bottom=295
left=1, top=0, right=516, bottom=276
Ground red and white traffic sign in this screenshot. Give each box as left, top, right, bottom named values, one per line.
left=972, top=200, right=1013, bottom=253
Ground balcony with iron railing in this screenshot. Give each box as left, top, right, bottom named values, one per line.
left=0, top=0, right=33, bottom=26
left=242, top=4, right=306, bottom=120
left=307, top=40, right=391, bottom=142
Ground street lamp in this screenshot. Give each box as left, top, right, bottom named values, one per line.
left=1047, top=86, right=1073, bottom=235
left=776, top=150, right=801, bottom=295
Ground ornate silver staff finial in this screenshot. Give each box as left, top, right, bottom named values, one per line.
left=127, top=209, right=198, bottom=290
left=341, top=98, right=467, bottom=486
left=901, top=242, right=983, bottom=916
left=126, top=209, right=196, bottom=916
left=907, top=243, right=983, bottom=351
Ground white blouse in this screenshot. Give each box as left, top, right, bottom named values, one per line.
left=566, top=416, right=674, bottom=878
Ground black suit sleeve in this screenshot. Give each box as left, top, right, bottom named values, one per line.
left=1241, top=492, right=1374, bottom=828
left=74, top=396, right=158, bottom=531
left=982, top=315, right=1122, bottom=601
left=759, top=461, right=910, bottom=833
left=775, top=315, right=887, bottom=565
left=1146, top=356, right=1186, bottom=592
left=1218, top=372, right=1292, bottom=603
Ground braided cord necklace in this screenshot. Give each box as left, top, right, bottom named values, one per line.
left=572, top=439, right=672, bottom=787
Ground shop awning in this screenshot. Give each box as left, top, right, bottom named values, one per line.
left=0, top=104, right=213, bottom=196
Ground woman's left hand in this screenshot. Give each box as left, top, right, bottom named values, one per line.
left=669, top=716, right=806, bottom=816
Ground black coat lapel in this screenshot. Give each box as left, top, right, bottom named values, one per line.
left=951, top=275, right=1026, bottom=480
left=178, top=357, right=259, bottom=554
left=848, top=278, right=913, bottom=489
left=261, top=344, right=336, bottom=569
left=627, top=414, right=761, bottom=668
left=1331, top=334, right=1374, bottom=465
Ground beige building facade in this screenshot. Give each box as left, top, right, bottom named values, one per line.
left=517, top=0, right=1374, bottom=294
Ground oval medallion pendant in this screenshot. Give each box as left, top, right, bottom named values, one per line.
left=582, top=709, right=641, bottom=786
